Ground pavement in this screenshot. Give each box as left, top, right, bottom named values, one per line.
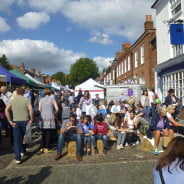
left=0, top=131, right=157, bottom=184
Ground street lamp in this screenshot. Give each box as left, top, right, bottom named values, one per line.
left=110, top=58, right=117, bottom=84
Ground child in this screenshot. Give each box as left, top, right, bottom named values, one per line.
left=97, top=104, right=107, bottom=118
left=81, top=116, right=94, bottom=155
left=91, top=114, right=109, bottom=154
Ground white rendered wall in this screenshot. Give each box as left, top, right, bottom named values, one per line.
left=155, top=0, right=184, bottom=64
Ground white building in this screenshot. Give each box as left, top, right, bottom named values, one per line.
left=152, top=0, right=184, bottom=103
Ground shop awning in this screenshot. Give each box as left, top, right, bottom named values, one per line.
left=10, top=69, right=39, bottom=87
left=0, top=65, right=26, bottom=85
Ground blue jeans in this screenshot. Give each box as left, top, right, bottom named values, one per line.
left=57, top=133, right=82, bottom=155
left=91, top=135, right=107, bottom=148
left=13, top=121, right=27, bottom=161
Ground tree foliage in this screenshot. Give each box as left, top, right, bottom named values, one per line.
left=51, top=72, right=70, bottom=86
left=70, top=57, right=99, bottom=86
left=51, top=72, right=65, bottom=83
left=0, top=54, right=12, bottom=70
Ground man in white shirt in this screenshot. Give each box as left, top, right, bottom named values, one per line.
left=0, top=86, right=12, bottom=105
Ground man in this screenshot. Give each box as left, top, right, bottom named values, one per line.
left=93, top=94, right=100, bottom=107
left=55, top=114, right=83, bottom=161
left=0, top=86, right=12, bottom=138
left=0, top=86, right=12, bottom=105
left=5, top=87, right=33, bottom=164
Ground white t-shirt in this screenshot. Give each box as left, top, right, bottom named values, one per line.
left=111, top=105, right=121, bottom=113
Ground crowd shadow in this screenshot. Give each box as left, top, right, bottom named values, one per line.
left=0, top=166, right=52, bottom=184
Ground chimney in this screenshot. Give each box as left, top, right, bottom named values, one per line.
left=31, top=67, right=35, bottom=74
left=144, top=15, right=153, bottom=31
left=122, top=42, right=131, bottom=52
left=20, top=63, right=25, bottom=70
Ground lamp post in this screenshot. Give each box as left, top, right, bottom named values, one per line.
left=110, top=58, right=117, bottom=84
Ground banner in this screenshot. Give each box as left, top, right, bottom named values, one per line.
left=170, top=24, right=184, bottom=44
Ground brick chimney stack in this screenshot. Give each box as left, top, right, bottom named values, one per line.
left=20, top=63, right=25, bottom=70
left=144, top=15, right=153, bottom=31
left=122, top=42, right=131, bottom=52
left=31, top=67, right=35, bottom=74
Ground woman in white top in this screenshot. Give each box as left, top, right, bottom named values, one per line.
left=153, top=136, right=184, bottom=184
left=79, top=90, right=93, bottom=115
left=111, top=100, right=121, bottom=114
left=124, top=111, right=139, bottom=148
left=167, top=105, right=184, bottom=139
left=140, top=89, right=150, bottom=117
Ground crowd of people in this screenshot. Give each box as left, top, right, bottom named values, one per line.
left=0, top=85, right=184, bottom=168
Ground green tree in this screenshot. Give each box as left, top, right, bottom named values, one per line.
left=51, top=72, right=65, bottom=84
left=0, top=54, right=12, bottom=70
left=70, top=57, right=99, bottom=86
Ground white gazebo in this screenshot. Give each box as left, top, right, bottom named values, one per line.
left=75, top=78, right=104, bottom=99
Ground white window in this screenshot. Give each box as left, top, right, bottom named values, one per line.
left=134, top=51, right=138, bottom=68
left=119, top=64, right=121, bottom=75
left=113, top=70, right=115, bottom=80
left=124, top=60, right=127, bottom=73
left=116, top=66, right=119, bottom=77
left=139, top=76, right=145, bottom=85
left=121, top=62, right=124, bottom=74
left=173, top=44, right=184, bottom=57
left=162, top=70, right=184, bottom=104
left=128, top=56, right=131, bottom=71
left=140, top=45, right=144, bottom=64
left=170, top=0, right=181, bottom=17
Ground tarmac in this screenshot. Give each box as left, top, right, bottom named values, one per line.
left=0, top=130, right=157, bottom=184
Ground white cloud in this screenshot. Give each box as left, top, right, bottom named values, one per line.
left=0, top=39, right=86, bottom=74
left=93, top=56, right=113, bottom=72
left=89, top=33, right=113, bottom=45
left=0, top=17, right=10, bottom=32
left=0, top=0, right=14, bottom=12
left=28, top=0, right=67, bottom=13
left=62, top=0, right=155, bottom=40
left=16, top=12, right=50, bottom=29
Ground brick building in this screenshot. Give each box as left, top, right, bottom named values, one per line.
left=98, top=15, right=157, bottom=89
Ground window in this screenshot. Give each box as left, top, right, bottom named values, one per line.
left=134, top=51, right=138, bottom=68
left=128, top=56, right=131, bottom=71
left=139, top=76, right=145, bottom=85
left=124, top=60, right=127, bottom=73
left=116, top=66, right=119, bottom=77
left=170, top=0, right=181, bottom=17
left=140, top=45, right=144, bottom=64
left=173, top=44, right=184, bottom=57
left=162, top=70, right=184, bottom=104
left=121, top=62, right=124, bottom=74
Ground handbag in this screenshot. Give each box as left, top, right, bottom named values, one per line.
left=159, top=169, right=166, bottom=184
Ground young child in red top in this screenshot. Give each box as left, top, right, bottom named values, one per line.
left=91, top=114, right=109, bottom=154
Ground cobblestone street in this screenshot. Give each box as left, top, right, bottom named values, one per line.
left=0, top=132, right=157, bottom=184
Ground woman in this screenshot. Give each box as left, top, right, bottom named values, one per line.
left=140, top=89, right=150, bottom=117
left=153, top=136, right=184, bottom=184
left=166, top=105, right=184, bottom=139
left=79, top=90, right=93, bottom=115
left=111, top=100, right=121, bottom=114
left=150, top=106, right=172, bottom=155
left=164, top=88, right=181, bottom=119
left=113, top=113, right=127, bottom=149
left=39, top=88, right=59, bottom=153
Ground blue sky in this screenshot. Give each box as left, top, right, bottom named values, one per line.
left=0, top=0, right=155, bottom=75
